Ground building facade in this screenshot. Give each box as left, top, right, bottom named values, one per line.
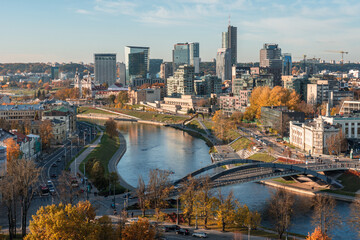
left=260, top=43, right=282, bottom=85
left=290, top=117, right=340, bottom=154
left=124, top=46, right=150, bottom=84
left=94, top=53, right=117, bottom=85
left=128, top=87, right=161, bottom=105
left=222, top=25, right=237, bottom=65
left=167, top=65, right=195, bottom=97
left=216, top=48, right=232, bottom=82
left=282, top=53, right=292, bottom=76
left=219, top=91, right=251, bottom=114
left=160, top=62, right=173, bottom=80
left=0, top=104, right=43, bottom=123
left=172, top=42, right=200, bottom=73
left=117, top=62, right=126, bottom=86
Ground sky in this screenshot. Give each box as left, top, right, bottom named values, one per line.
left=1, top=0, right=360, bottom=64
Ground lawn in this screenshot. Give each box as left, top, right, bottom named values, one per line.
left=248, top=153, right=276, bottom=162
left=273, top=178, right=296, bottom=184
left=186, top=120, right=207, bottom=135
left=79, top=133, right=120, bottom=176
left=78, top=106, right=116, bottom=115
left=230, top=137, right=252, bottom=151
left=338, top=172, right=360, bottom=192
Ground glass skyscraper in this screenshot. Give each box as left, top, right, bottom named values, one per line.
left=94, top=53, right=117, bottom=85
left=124, top=46, right=150, bottom=85
left=172, top=42, right=200, bottom=73
left=222, top=25, right=237, bottom=65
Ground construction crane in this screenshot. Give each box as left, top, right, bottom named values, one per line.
left=326, top=50, right=349, bottom=65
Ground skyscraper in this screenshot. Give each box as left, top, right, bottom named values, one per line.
left=216, top=48, right=232, bottom=82
left=160, top=62, right=173, bottom=80
left=167, top=65, right=195, bottom=96
left=172, top=42, right=200, bottom=73
left=94, top=53, right=116, bottom=85
left=124, top=46, right=150, bottom=85
left=222, top=25, right=237, bottom=65
left=260, top=43, right=282, bottom=85
left=282, top=53, right=292, bottom=76
left=117, top=62, right=126, bottom=86
left=51, top=66, right=59, bottom=80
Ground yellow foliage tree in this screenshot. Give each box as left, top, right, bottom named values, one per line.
left=122, top=218, right=156, bottom=240
left=40, top=120, right=54, bottom=150
left=306, top=226, right=331, bottom=240
left=245, top=86, right=301, bottom=119
left=4, top=138, right=20, bottom=164
left=25, top=201, right=109, bottom=240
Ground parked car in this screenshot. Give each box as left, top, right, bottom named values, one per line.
left=51, top=173, right=57, bottom=178
left=176, top=228, right=190, bottom=235
left=166, top=225, right=180, bottom=231
left=158, top=225, right=169, bottom=232
left=192, top=232, right=207, bottom=238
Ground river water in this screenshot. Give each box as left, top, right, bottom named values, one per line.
left=113, top=122, right=357, bottom=239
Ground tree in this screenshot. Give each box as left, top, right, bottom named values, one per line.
left=215, top=190, right=237, bottom=232
left=349, top=200, right=360, bottom=237
left=179, top=177, right=198, bottom=226
left=40, top=120, right=53, bottom=150
left=4, top=138, right=21, bottom=164
left=243, top=206, right=261, bottom=239
left=306, top=226, right=331, bottom=240
left=25, top=201, right=101, bottom=240
left=122, top=218, right=156, bottom=240
left=104, top=118, right=117, bottom=139
left=57, top=171, right=79, bottom=204
left=147, top=169, right=173, bottom=221
left=109, top=94, right=116, bottom=104
left=326, top=129, right=347, bottom=155
left=115, top=91, right=129, bottom=108
left=312, top=195, right=339, bottom=234
left=212, top=110, right=236, bottom=142
left=136, top=176, right=150, bottom=217
left=196, top=177, right=216, bottom=229
left=268, top=189, right=294, bottom=239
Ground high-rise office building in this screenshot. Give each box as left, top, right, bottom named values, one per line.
left=167, top=65, right=195, bottom=96
left=149, top=59, right=163, bottom=78
left=117, top=62, right=126, bottom=86
left=51, top=66, right=59, bottom=80
left=124, top=46, right=150, bottom=85
left=260, top=43, right=282, bottom=85
left=222, top=25, right=237, bottom=65
left=216, top=48, right=232, bottom=82
left=282, top=53, right=292, bottom=76
left=160, top=62, right=173, bottom=80
left=94, top=53, right=116, bottom=85
left=172, top=42, right=200, bottom=73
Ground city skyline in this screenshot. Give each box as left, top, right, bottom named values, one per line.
left=1, top=0, right=360, bottom=63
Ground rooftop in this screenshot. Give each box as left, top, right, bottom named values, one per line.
left=0, top=104, right=43, bottom=111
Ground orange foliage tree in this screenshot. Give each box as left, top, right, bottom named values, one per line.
left=306, top=226, right=331, bottom=240
left=4, top=138, right=21, bottom=164
left=122, top=218, right=156, bottom=240
left=244, top=86, right=300, bottom=120
left=39, top=120, right=54, bottom=150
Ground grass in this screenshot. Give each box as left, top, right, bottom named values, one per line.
left=186, top=120, right=207, bottom=135
left=321, top=189, right=357, bottom=197
left=230, top=137, right=252, bottom=151
left=338, top=172, right=360, bottom=192
left=78, top=106, right=116, bottom=115
left=248, top=153, right=276, bottom=162
left=79, top=133, right=120, bottom=176
left=273, top=178, right=296, bottom=184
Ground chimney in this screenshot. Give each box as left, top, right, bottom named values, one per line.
left=326, top=102, right=330, bottom=117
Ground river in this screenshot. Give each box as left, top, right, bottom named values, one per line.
left=111, top=121, right=357, bottom=239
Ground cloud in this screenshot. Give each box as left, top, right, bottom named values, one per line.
left=93, top=0, right=137, bottom=15
left=75, top=9, right=93, bottom=15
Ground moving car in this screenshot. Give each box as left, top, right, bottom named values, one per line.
left=39, top=185, right=50, bottom=196
left=192, top=232, right=207, bottom=238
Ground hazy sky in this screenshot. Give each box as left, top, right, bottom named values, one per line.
left=1, top=0, right=359, bottom=63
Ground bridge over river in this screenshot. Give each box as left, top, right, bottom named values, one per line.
left=174, top=158, right=360, bottom=189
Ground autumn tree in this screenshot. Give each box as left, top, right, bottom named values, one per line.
left=122, top=218, right=156, bottom=240
left=212, top=110, right=236, bottom=142
left=242, top=205, right=261, bottom=239
left=115, top=91, right=129, bottom=108
left=57, top=171, right=79, bottom=204
left=196, top=177, right=216, bottom=229
left=245, top=86, right=300, bottom=120
left=297, top=100, right=315, bottom=118
left=39, top=120, right=53, bottom=150
left=268, top=189, right=294, bottom=239
left=25, top=201, right=101, bottom=240
left=136, top=176, right=150, bottom=217
left=312, top=195, right=339, bottom=234
left=4, top=138, right=21, bottom=164
left=179, top=177, right=198, bottom=226
left=306, top=226, right=331, bottom=240
left=326, top=129, right=347, bottom=155
left=349, top=200, right=360, bottom=237
left=147, top=169, right=173, bottom=221
left=105, top=118, right=118, bottom=139
left=215, top=190, right=237, bottom=232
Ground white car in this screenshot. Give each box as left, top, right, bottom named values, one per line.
left=192, top=232, right=207, bottom=238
